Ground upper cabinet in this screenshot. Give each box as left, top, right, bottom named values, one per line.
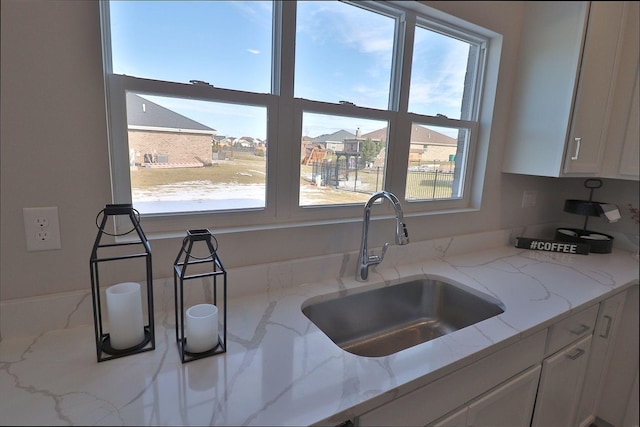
left=601, top=2, right=640, bottom=180
left=503, top=2, right=638, bottom=180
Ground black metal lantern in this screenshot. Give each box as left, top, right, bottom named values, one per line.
left=89, top=204, right=155, bottom=362
left=174, top=229, right=227, bottom=363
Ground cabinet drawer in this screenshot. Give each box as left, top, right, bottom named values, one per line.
left=545, top=304, right=598, bottom=356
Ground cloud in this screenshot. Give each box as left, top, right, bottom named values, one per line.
left=298, top=2, right=394, bottom=56
left=247, top=49, right=260, bottom=55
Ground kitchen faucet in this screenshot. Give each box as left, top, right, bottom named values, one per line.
left=357, top=191, right=409, bottom=281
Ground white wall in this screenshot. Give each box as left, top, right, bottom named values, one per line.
left=1, top=0, right=638, bottom=302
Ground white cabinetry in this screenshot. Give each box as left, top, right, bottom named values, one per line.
left=433, top=365, right=541, bottom=427
left=356, top=331, right=546, bottom=426
left=601, top=2, right=640, bottom=180
left=576, top=290, right=627, bottom=427
left=544, top=304, right=598, bottom=356
left=532, top=334, right=593, bottom=427
left=431, top=406, right=467, bottom=426
left=596, top=285, right=639, bottom=427
left=354, top=292, right=629, bottom=427
left=467, top=365, right=540, bottom=427
left=503, top=2, right=626, bottom=178
left=531, top=304, right=599, bottom=427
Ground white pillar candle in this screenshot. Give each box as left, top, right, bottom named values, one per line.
left=186, top=303, right=218, bottom=353
left=106, top=282, right=145, bottom=350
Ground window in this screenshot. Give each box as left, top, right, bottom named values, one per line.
left=109, top=0, right=273, bottom=93
left=102, top=1, right=490, bottom=232
left=300, top=112, right=389, bottom=207
left=294, top=1, right=395, bottom=110
left=125, top=93, right=268, bottom=214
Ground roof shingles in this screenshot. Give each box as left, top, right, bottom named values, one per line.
left=126, top=93, right=216, bottom=132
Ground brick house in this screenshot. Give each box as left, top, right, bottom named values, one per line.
left=126, top=93, right=217, bottom=167
left=363, top=124, right=457, bottom=167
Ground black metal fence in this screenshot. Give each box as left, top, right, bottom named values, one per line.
left=310, top=159, right=456, bottom=200
left=406, top=170, right=456, bottom=200
left=311, top=157, right=367, bottom=189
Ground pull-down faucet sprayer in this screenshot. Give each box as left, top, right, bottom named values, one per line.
left=357, top=191, right=409, bottom=281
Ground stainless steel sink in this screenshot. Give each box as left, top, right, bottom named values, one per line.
left=302, top=278, right=504, bottom=357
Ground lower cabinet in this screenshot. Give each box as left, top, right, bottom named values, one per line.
left=531, top=334, right=592, bottom=427
left=354, top=291, right=628, bottom=427
left=576, top=290, right=627, bottom=426
left=433, top=365, right=541, bottom=427
left=356, top=331, right=547, bottom=426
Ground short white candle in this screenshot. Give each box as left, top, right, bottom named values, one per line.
left=186, top=303, right=218, bottom=353
left=106, top=282, right=145, bottom=350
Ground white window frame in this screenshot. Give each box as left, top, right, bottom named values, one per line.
left=100, top=0, right=494, bottom=236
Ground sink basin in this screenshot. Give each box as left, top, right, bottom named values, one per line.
left=302, top=278, right=504, bottom=357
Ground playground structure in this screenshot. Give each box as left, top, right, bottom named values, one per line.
left=301, top=145, right=330, bottom=165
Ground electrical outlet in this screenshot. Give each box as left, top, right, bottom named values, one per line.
left=23, top=207, right=61, bottom=251
left=521, top=190, right=538, bottom=208
left=36, top=230, right=51, bottom=241
left=36, top=217, right=49, bottom=229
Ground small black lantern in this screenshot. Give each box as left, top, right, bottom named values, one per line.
left=174, top=229, right=227, bottom=363
left=89, top=204, right=155, bottom=362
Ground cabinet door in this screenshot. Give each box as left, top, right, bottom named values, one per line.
left=430, top=406, right=467, bottom=427
left=563, top=2, right=625, bottom=175
left=532, top=334, right=593, bottom=427
left=577, top=291, right=627, bottom=426
left=466, top=365, right=541, bottom=427
left=618, top=67, right=639, bottom=178
left=502, top=1, right=588, bottom=177
left=601, top=2, right=640, bottom=180
left=503, top=2, right=627, bottom=178
left=357, top=331, right=546, bottom=426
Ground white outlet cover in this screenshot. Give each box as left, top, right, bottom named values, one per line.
left=23, top=207, right=62, bottom=251
left=521, top=190, right=538, bottom=208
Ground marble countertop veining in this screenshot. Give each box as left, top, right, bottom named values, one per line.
left=1, top=245, right=638, bottom=426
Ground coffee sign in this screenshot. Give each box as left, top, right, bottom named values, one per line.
left=516, top=237, right=589, bottom=255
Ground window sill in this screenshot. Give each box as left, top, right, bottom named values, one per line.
left=115, top=205, right=480, bottom=243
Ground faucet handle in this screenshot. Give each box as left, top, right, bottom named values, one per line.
left=367, top=242, right=389, bottom=265
left=379, top=242, right=389, bottom=261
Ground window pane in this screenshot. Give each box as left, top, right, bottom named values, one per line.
left=126, top=93, right=267, bottom=214
left=300, top=112, right=388, bottom=207
left=109, top=1, right=272, bottom=93
left=295, top=1, right=395, bottom=109
left=408, top=26, right=473, bottom=119
left=405, top=124, right=468, bottom=201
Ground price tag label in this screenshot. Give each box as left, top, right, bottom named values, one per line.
left=515, top=237, right=589, bottom=255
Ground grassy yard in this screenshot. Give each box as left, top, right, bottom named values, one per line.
left=131, top=151, right=455, bottom=204
left=130, top=152, right=266, bottom=189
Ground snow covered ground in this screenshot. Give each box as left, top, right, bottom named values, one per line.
left=131, top=181, right=366, bottom=214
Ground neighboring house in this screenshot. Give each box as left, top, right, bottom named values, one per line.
left=126, top=93, right=217, bottom=167
left=363, top=124, right=457, bottom=166
left=343, top=128, right=382, bottom=153
left=234, top=136, right=264, bottom=148
left=309, top=129, right=356, bottom=153
left=300, top=125, right=456, bottom=167
left=407, top=124, right=458, bottom=163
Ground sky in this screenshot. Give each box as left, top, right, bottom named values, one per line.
left=109, top=1, right=469, bottom=140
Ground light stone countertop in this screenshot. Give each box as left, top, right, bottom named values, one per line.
left=1, top=241, right=638, bottom=426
